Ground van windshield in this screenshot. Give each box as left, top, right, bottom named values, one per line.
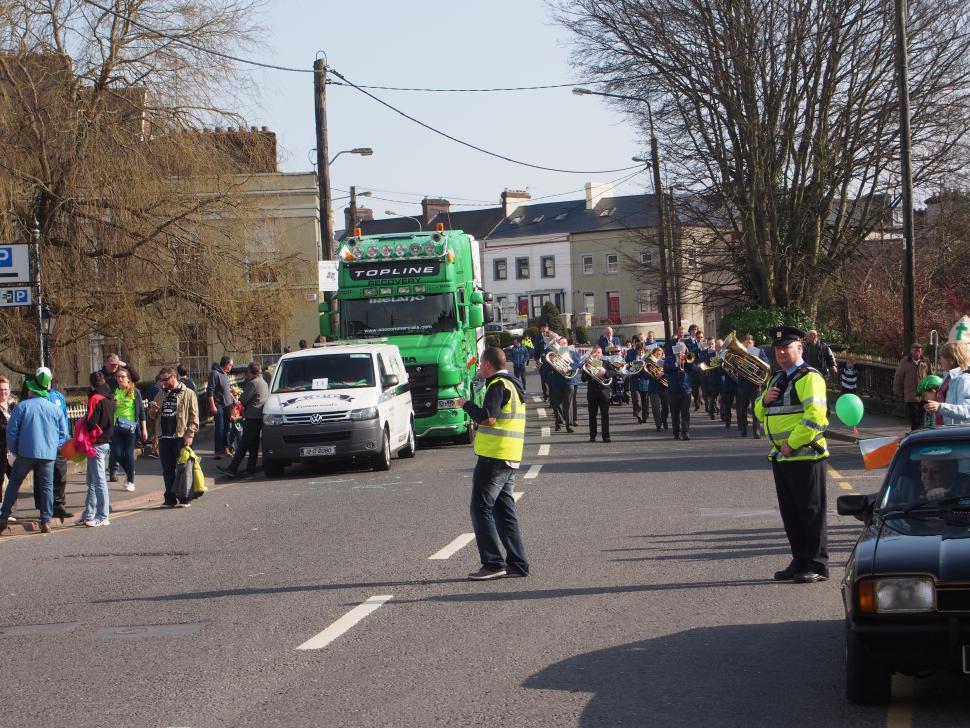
left=341, top=294, right=457, bottom=337
left=273, top=354, right=375, bottom=393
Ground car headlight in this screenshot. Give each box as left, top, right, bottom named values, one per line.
left=348, top=406, right=378, bottom=421
left=263, top=414, right=283, bottom=426
left=860, top=577, right=935, bottom=613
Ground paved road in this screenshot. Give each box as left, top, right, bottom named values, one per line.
left=1, top=395, right=967, bottom=727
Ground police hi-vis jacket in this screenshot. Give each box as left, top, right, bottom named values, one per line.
left=754, top=364, right=829, bottom=462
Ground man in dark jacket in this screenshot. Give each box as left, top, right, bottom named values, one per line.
left=207, top=356, right=235, bottom=458
left=101, top=352, right=140, bottom=389
left=532, top=323, right=550, bottom=401
left=582, top=345, right=613, bottom=442
left=664, top=344, right=696, bottom=440
left=218, top=362, right=269, bottom=478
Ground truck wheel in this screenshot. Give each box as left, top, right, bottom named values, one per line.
left=399, top=420, right=416, bottom=458
left=845, top=625, right=892, bottom=704
left=373, top=428, right=391, bottom=471
left=263, top=459, right=285, bottom=479
left=457, top=422, right=476, bottom=445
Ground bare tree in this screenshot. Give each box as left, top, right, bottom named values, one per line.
left=0, top=0, right=303, bottom=374
left=556, top=0, right=970, bottom=316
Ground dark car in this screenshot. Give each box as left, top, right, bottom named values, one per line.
left=837, top=426, right=970, bottom=703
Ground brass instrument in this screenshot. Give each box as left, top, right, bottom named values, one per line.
left=636, top=347, right=668, bottom=387
left=698, top=354, right=723, bottom=375
left=580, top=354, right=615, bottom=386
left=685, top=352, right=696, bottom=364
left=721, top=331, right=771, bottom=388
left=541, top=330, right=580, bottom=379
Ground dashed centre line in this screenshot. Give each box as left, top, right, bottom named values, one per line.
left=429, top=533, right=476, bottom=560
left=536, top=407, right=547, bottom=418
left=537, top=444, right=550, bottom=457
left=828, top=466, right=844, bottom=479
left=531, top=395, right=542, bottom=403
left=296, top=595, right=393, bottom=651
left=540, top=426, right=550, bottom=438
left=523, top=464, right=542, bottom=480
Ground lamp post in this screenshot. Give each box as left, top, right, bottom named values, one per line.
left=330, top=147, right=373, bottom=165
left=572, top=88, right=672, bottom=340
left=385, top=210, right=423, bottom=232
left=894, top=0, right=917, bottom=348
left=30, top=217, right=45, bottom=365
left=40, top=306, right=55, bottom=368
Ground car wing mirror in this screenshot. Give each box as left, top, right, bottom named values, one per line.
left=837, top=494, right=873, bottom=522
left=382, top=374, right=399, bottom=389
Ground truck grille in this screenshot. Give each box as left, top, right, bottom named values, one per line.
left=282, top=431, right=352, bottom=445
left=936, top=586, right=970, bottom=612
left=406, top=363, right=438, bottom=418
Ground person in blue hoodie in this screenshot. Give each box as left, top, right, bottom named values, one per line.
left=509, top=338, right=530, bottom=391
left=0, top=367, right=70, bottom=534
left=32, top=378, right=74, bottom=521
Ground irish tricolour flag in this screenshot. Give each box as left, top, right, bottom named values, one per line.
left=859, top=436, right=902, bottom=471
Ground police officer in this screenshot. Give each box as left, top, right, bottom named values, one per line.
left=458, top=346, right=529, bottom=580
left=755, top=326, right=830, bottom=584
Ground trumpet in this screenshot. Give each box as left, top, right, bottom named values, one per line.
left=721, top=331, right=771, bottom=388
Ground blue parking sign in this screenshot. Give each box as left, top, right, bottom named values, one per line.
left=0, top=286, right=32, bottom=307
left=0, top=246, right=11, bottom=267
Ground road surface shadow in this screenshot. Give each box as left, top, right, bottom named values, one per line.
left=523, top=620, right=885, bottom=728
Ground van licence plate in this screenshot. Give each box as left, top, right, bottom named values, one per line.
left=301, top=446, right=336, bottom=457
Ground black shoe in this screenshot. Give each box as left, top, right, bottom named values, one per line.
left=602, top=438, right=611, bottom=443
left=468, top=566, right=506, bottom=581
left=753, top=433, right=761, bottom=439
left=724, top=422, right=731, bottom=429
left=663, top=422, right=669, bottom=430
left=710, top=413, right=716, bottom=420
left=555, top=423, right=561, bottom=432
left=52, top=507, right=74, bottom=520
left=773, top=563, right=799, bottom=581
left=740, top=430, right=747, bottom=437
left=216, top=465, right=239, bottom=478
left=503, top=569, right=529, bottom=578
left=636, top=416, right=643, bottom=424
left=793, top=571, right=829, bottom=584
left=589, top=436, right=596, bottom=442
left=566, top=427, right=574, bottom=433
left=673, top=432, right=681, bottom=440
left=656, top=425, right=662, bottom=432
left=683, top=433, right=690, bottom=441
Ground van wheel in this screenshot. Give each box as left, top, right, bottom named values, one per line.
left=399, top=420, right=416, bottom=458
left=373, top=428, right=391, bottom=471
left=264, top=459, right=285, bottom=479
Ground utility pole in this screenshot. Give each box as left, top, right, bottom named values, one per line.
left=313, top=58, right=334, bottom=264
left=668, top=187, right=683, bottom=325
left=648, top=119, right=671, bottom=341
left=349, top=185, right=359, bottom=233
left=895, top=0, right=917, bottom=347
left=31, top=216, right=44, bottom=366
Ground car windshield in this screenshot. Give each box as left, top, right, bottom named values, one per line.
left=881, top=441, right=970, bottom=510
left=273, top=354, right=375, bottom=393
left=341, top=294, right=457, bottom=337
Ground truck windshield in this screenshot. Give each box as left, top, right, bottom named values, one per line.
left=273, top=354, right=375, bottom=393
left=342, top=294, right=457, bottom=337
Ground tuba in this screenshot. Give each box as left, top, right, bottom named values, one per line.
left=721, top=331, right=771, bottom=388
left=541, top=330, right=579, bottom=379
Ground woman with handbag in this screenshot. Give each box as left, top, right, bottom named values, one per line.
left=110, top=368, right=147, bottom=492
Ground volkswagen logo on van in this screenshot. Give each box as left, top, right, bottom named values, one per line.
left=309, top=413, right=325, bottom=425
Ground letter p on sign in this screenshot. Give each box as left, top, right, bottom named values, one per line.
left=0, top=246, right=11, bottom=268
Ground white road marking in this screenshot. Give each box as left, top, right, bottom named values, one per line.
left=428, top=533, right=476, bottom=560
left=536, top=407, right=547, bottom=418
left=512, top=491, right=524, bottom=502
left=531, top=396, right=542, bottom=403
left=524, top=464, right=542, bottom=479
left=296, top=595, right=393, bottom=651
left=537, top=444, right=550, bottom=456
left=540, top=426, right=550, bottom=438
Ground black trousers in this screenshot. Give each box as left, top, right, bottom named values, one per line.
left=227, top=418, right=263, bottom=475
left=771, top=458, right=828, bottom=573
left=736, top=388, right=761, bottom=435
left=513, top=363, right=527, bottom=389
left=649, top=391, right=669, bottom=428
left=571, top=385, right=579, bottom=424
left=669, top=393, right=691, bottom=436
left=721, top=391, right=735, bottom=426
left=703, top=383, right=720, bottom=416
left=538, top=361, right=549, bottom=399
left=587, top=395, right=610, bottom=440
left=549, top=387, right=572, bottom=427
left=906, top=402, right=921, bottom=431
left=631, top=390, right=649, bottom=421
left=690, top=372, right=702, bottom=409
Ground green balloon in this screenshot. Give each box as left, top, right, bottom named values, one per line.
left=835, top=393, right=864, bottom=427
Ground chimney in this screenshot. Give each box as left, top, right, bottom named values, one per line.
left=585, top=181, right=615, bottom=210
left=344, top=206, right=375, bottom=232
left=501, top=189, right=531, bottom=218
left=421, top=197, right=450, bottom=225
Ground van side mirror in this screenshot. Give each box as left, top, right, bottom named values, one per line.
left=382, top=374, right=399, bottom=389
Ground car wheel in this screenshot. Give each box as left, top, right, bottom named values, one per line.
left=263, top=459, right=285, bottom=479
left=373, top=428, right=391, bottom=471
left=399, top=419, right=416, bottom=458
left=845, top=625, right=892, bottom=704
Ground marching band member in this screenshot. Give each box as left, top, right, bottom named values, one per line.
left=664, top=343, right=696, bottom=440
left=567, top=339, right=581, bottom=427
left=626, top=337, right=650, bottom=424
left=755, top=325, right=830, bottom=584
left=686, top=325, right=703, bottom=412
left=720, top=361, right=738, bottom=430
left=700, top=337, right=721, bottom=420
left=581, top=345, right=612, bottom=443
left=548, top=337, right=574, bottom=433
left=736, top=333, right=769, bottom=438
left=647, top=361, right=670, bottom=432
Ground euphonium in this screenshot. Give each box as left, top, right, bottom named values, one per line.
left=639, top=347, right=668, bottom=388
left=540, top=330, right=579, bottom=378
left=698, top=355, right=723, bottom=375
left=580, top=354, right=615, bottom=386
left=721, top=331, right=771, bottom=388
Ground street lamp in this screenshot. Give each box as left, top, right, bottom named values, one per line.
left=40, top=306, right=55, bottom=367
left=329, top=147, right=374, bottom=165
left=385, top=210, right=422, bottom=231
left=573, top=86, right=671, bottom=339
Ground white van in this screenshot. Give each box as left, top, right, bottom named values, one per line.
left=260, top=343, right=415, bottom=477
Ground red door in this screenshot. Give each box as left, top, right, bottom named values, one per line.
left=607, top=293, right=621, bottom=323
left=518, top=297, right=529, bottom=316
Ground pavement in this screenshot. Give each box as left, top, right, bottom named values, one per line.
left=2, top=426, right=219, bottom=536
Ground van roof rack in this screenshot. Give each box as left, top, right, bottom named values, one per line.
left=311, top=338, right=389, bottom=348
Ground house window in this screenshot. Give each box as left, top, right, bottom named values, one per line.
left=605, top=253, right=619, bottom=274
left=531, top=293, right=551, bottom=320
left=583, top=292, right=595, bottom=314
left=640, top=249, right=653, bottom=266
left=582, top=255, right=594, bottom=275
left=177, top=324, right=209, bottom=386
left=637, top=288, right=657, bottom=313
left=685, top=246, right=698, bottom=270
left=541, top=255, right=555, bottom=278
left=516, top=257, right=530, bottom=279
left=251, top=332, right=283, bottom=370
left=493, top=258, right=507, bottom=281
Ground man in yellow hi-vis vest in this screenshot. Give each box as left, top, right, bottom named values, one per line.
left=457, top=346, right=529, bottom=580
left=755, top=325, right=830, bottom=584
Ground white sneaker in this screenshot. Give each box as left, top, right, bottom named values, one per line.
left=124, top=481, right=135, bottom=492
left=83, top=519, right=97, bottom=527
left=91, top=518, right=110, bottom=527
left=175, top=502, right=191, bottom=508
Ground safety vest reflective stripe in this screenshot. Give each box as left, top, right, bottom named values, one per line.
left=756, top=366, right=828, bottom=462
left=474, top=377, right=526, bottom=462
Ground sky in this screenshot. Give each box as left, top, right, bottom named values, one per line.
left=243, top=0, right=648, bottom=225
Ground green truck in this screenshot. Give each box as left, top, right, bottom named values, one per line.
left=319, top=227, right=490, bottom=443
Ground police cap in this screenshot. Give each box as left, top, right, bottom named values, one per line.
left=770, top=325, right=806, bottom=347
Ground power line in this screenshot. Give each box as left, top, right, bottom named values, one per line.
left=328, top=68, right=641, bottom=175
left=327, top=76, right=649, bottom=92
